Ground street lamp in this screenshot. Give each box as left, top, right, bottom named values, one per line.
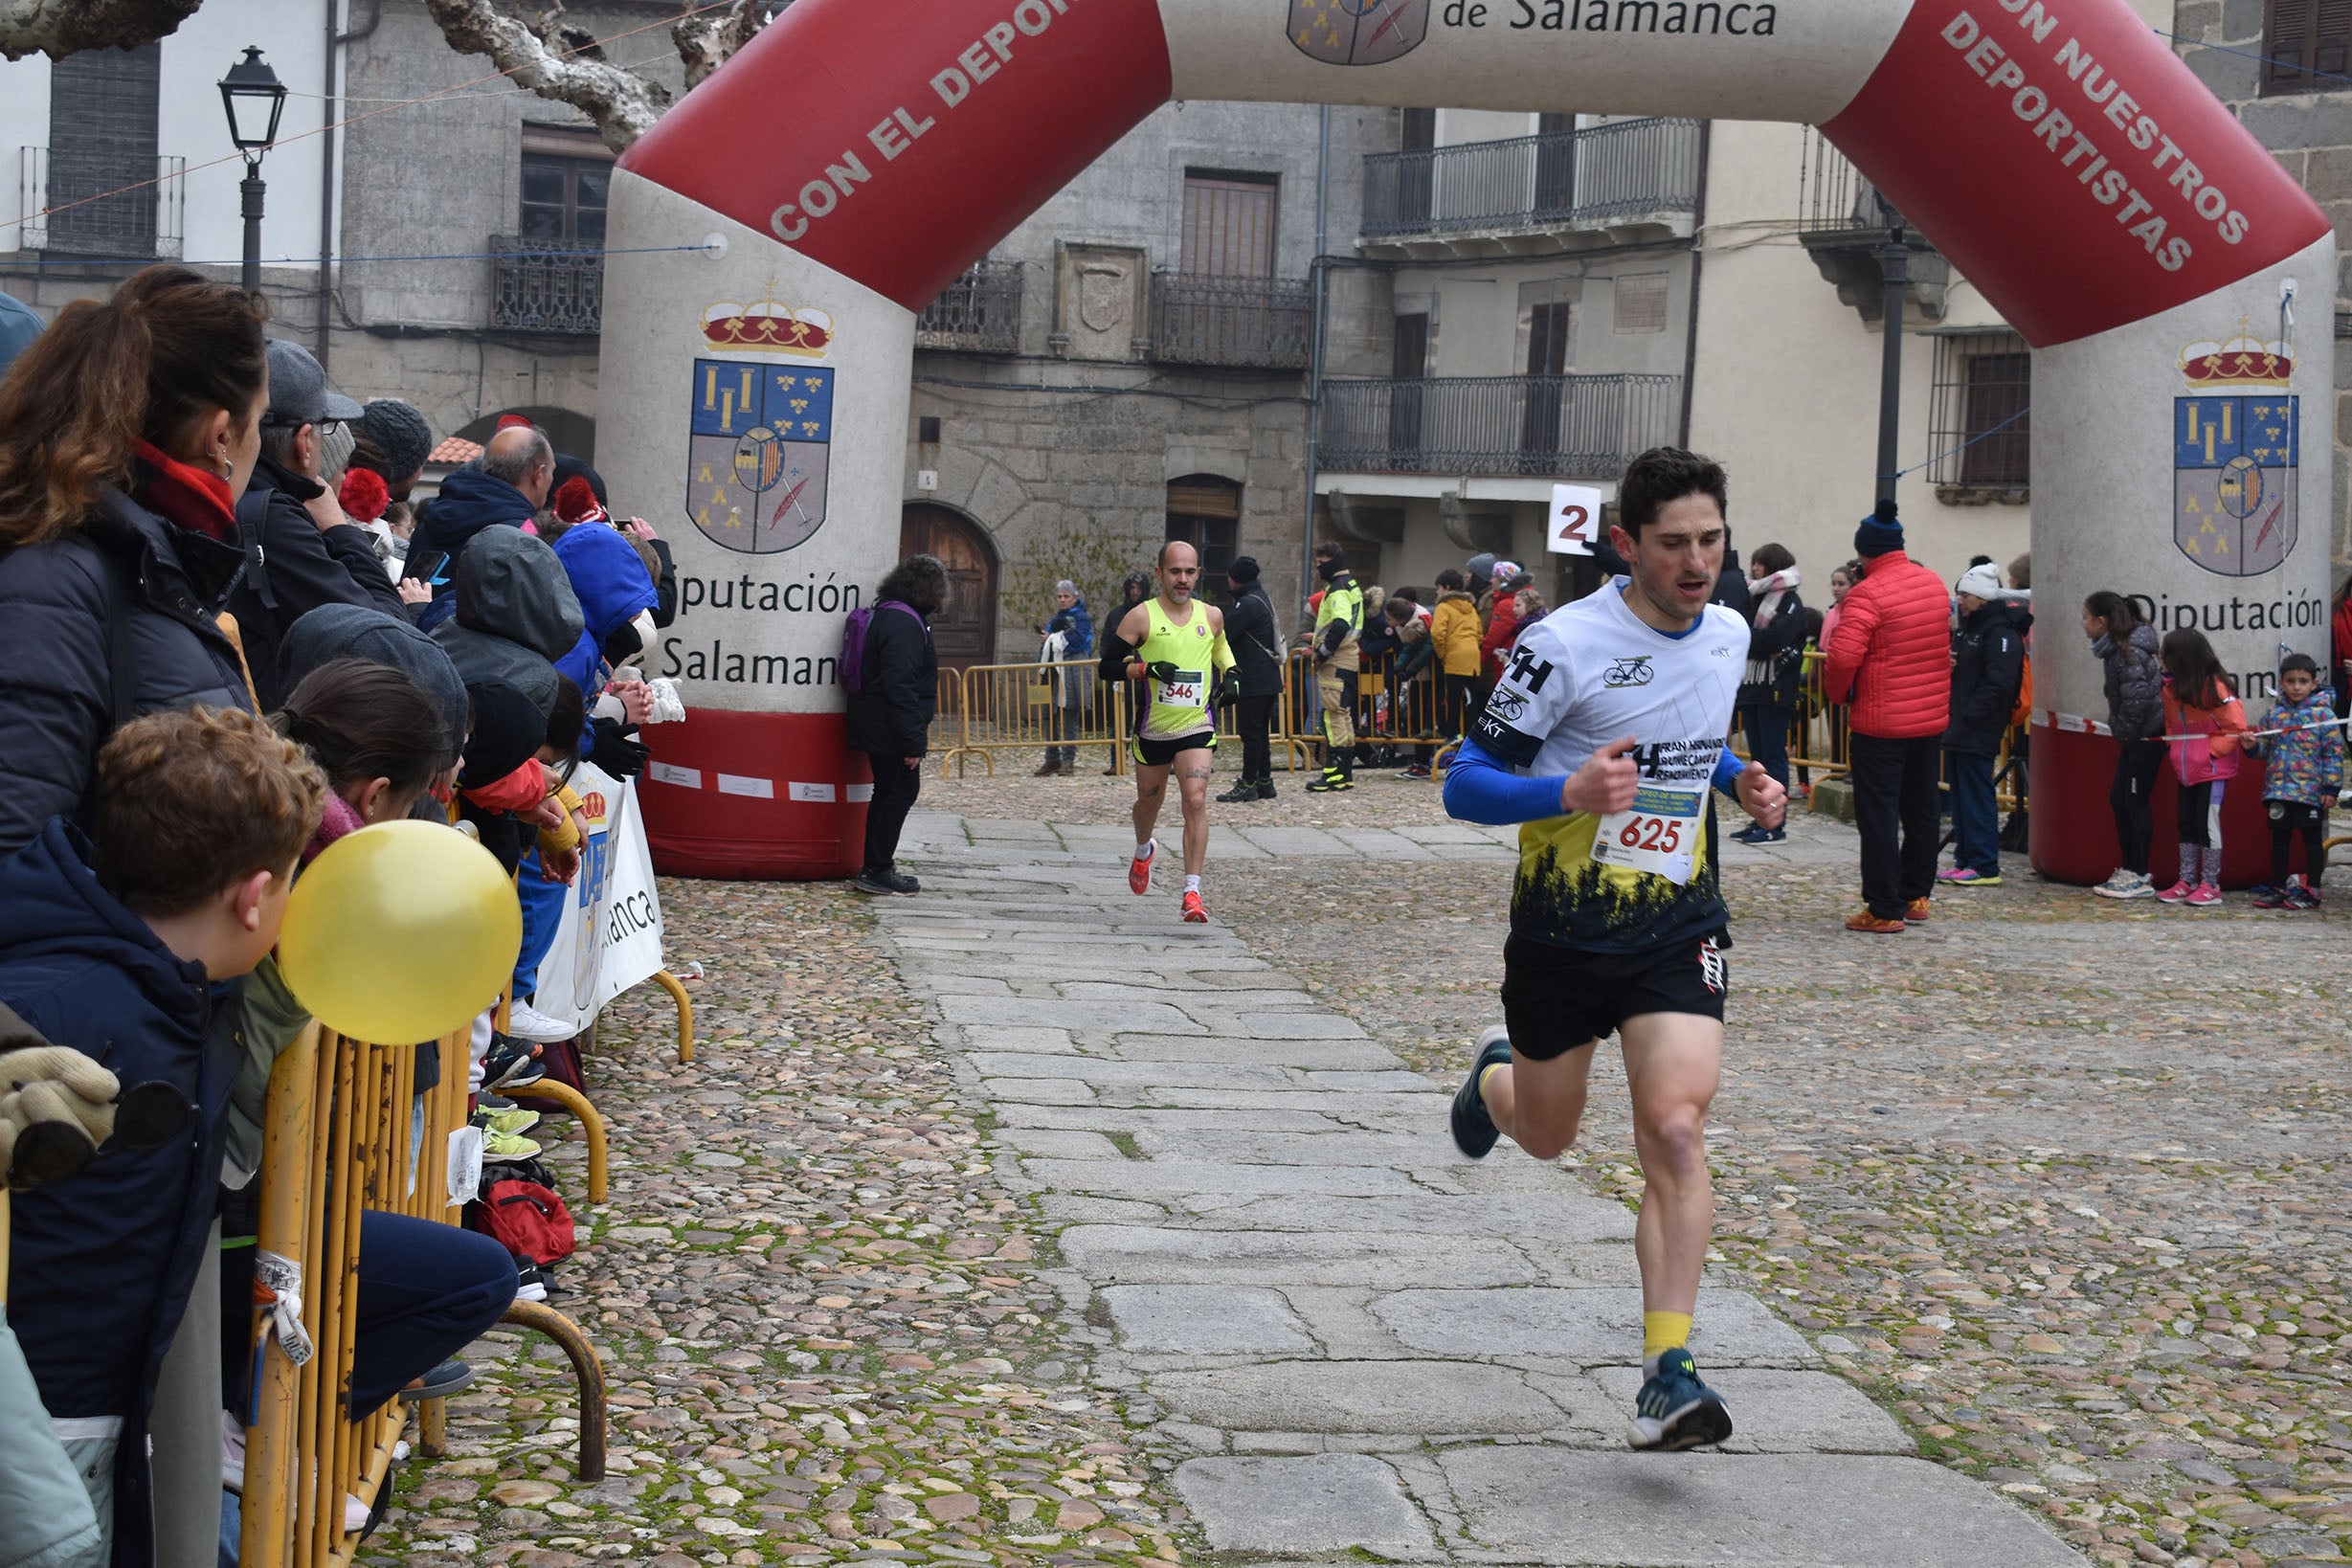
left=218, top=46, right=287, bottom=297
left=1871, top=189, right=1907, bottom=508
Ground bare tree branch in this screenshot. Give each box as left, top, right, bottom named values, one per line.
left=0, top=0, right=204, bottom=61
left=422, top=0, right=671, bottom=154
left=675, top=0, right=777, bottom=92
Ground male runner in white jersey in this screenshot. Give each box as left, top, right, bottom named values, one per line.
left=1441, top=446, right=1785, bottom=1451
left=1098, top=539, right=1233, bottom=923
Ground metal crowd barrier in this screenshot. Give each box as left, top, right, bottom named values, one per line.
left=939, top=659, right=1310, bottom=776
left=1732, top=650, right=2027, bottom=815
left=239, top=1019, right=607, bottom=1567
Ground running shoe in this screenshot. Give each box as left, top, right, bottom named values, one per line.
left=1844, top=909, right=1905, bottom=934
left=2185, top=883, right=2223, bottom=907
left=852, top=865, right=900, bottom=895
left=2093, top=870, right=2146, bottom=899
left=482, top=1034, right=545, bottom=1091
left=1305, top=769, right=1352, bottom=793
left=1129, top=840, right=1156, bottom=895
left=2289, top=884, right=2324, bottom=909
left=479, top=1124, right=541, bottom=1162
left=2252, top=885, right=2293, bottom=908
left=397, top=1358, right=476, bottom=1403
left=1181, top=890, right=1208, bottom=923
left=1215, top=778, right=1259, bottom=804
left=1254, top=779, right=1278, bottom=800
left=1628, top=1348, right=1734, bottom=1450
left=514, top=1264, right=549, bottom=1303
left=1905, top=897, right=1930, bottom=923
left=1449, top=1026, right=1515, bottom=1160
left=505, top=999, right=576, bottom=1044
left=482, top=1106, right=540, bottom=1138
left=1941, top=868, right=2002, bottom=887
left=2153, top=881, right=2193, bottom=904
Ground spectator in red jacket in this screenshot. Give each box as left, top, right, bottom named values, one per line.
left=1824, top=500, right=1952, bottom=933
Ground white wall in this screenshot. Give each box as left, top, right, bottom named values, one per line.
left=0, top=0, right=334, bottom=272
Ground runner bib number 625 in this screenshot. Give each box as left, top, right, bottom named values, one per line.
left=1592, top=783, right=1702, bottom=885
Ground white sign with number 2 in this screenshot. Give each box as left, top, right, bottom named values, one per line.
left=1549, top=484, right=1602, bottom=556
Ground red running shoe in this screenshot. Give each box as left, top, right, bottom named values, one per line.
left=1129, top=839, right=1155, bottom=896
left=1181, top=890, right=1207, bottom=923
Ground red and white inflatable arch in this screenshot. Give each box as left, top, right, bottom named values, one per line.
left=599, top=0, right=2333, bottom=885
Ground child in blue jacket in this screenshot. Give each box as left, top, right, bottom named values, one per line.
left=2244, top=652, right=2345, bottom=907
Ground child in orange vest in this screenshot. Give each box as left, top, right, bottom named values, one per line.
left=2156, top=627, right=2249, bottom=907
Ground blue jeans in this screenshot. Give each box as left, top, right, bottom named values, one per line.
left=513, top=846, right=567, bottom=999
left=1945, top=750, right=1999, bottom=875
left=348, top=1212, right=518, bottom=1418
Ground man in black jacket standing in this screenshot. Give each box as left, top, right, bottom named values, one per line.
left=229, top=340, right=412, bottom=706
left=846, top=554, right=946, bottom=895
left=1939, top=561, right=2025, bottom=887
left=1218, top=556, right=1286, bottom=802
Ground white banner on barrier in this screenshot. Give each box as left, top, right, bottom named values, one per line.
left=537, top=761, right=666, bottom=1033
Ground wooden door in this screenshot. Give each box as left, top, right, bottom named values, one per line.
left=900, top=504, right=997, bottom=675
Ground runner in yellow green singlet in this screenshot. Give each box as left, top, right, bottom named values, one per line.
left=1097, top=540, right=1233, bottom=923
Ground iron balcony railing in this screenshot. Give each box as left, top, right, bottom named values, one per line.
left=1316, top=373, right=1680, bottom=479
left=1151, top=271, right=1313, bottom=369
left=489, top=235, right=603, bottom=334
left=1799, top=126, right=1885, bottom=233
left=1361, top=117, right=1700, bottom=240
left=916, top=260, right=1022, bottom=352
left=16, top=147, right=185, bottom=258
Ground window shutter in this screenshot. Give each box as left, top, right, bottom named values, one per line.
left=1180, top=173, right=1278, bottom=279
left=2318, top=0, right=2351, bottom=78
left=45, top=44, right=159, bottom=257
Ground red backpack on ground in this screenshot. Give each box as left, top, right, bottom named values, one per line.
left=475, top=1175, right=575, bottom=1267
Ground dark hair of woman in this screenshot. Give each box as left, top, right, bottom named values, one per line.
left=2082, top=591, right=2138, bottom=637
left=274, top=659, right=448, bottom=795
left=0, top=265, right=268, bottom=547
left=2159, top=627, right=2232, bottom=711
left=1750, top=542, right=1796, bottom=577
left=879, top=553, right=951, bottom=616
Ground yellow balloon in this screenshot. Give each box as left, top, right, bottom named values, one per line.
left=277, top=819, right=522, bottom=1043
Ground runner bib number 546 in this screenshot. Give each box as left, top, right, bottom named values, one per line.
left=1156, top=669, right=1207, bottom=710
left=1593, top=783, right=1702, bottom=885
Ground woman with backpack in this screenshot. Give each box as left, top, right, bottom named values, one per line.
left=845, top=554, right=946, bottom=895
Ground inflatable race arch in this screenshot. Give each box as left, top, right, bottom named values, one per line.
left=596, top=0, right=2335, bottom=885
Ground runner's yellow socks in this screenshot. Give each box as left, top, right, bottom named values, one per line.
left=1643, top=1310, right=1691, bottom=1363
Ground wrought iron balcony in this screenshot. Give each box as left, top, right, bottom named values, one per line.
left=16, top=146, right=185, bottom=258
left=1315, top=373, right=1680, bottom=480
left=1794, top=128, right=1946, bottom=325
left=489, top=235, right=603, bottom=335
left=1361, top=118, right=1699, bottom=245
left=916, top=261, right=1022, bottom=352
left=1150, top=272, right=1312, bottom=370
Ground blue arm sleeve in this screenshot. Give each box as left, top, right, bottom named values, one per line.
left=1442, top=734, right=1569, bottom=825
left=1713, top=748, right=1746, bottom=796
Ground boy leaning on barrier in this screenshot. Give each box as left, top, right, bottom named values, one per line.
left=0, top=704, right=324, bottom=1567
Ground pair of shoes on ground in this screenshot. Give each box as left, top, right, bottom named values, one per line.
left=852, top=865, right=921, bottom=896
left=1935, top=865, right=2001, bottom=886
left=483, top=1032, right=547, bottom=1093
left=1844, top=896, right=1929, bottom=933
left=1215, top=778, right=1277, bottom=803
left=1033, top=758, right=1076, bottom=776
left=470, top=1105, right=542, bottom=1162
left=2251, top=878, right=2324, bottom=909
left=1447, top=1025, right=1731, bottom=1451
left=2154, top=882, right=2223, bottom=907
left=2093, top=870, right=2156, bottom=900
left=1729, top=824, right=1785, bottom=845
left=1127, top=840, right=1208, bottom=923
left=1395, top=762, right=1432, bottom=779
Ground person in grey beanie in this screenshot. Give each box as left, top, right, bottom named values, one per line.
left=349, top=398, right=434, bottom=502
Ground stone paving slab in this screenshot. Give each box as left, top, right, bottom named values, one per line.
left=1174, top=1454, right=1436, bottom=1557
left=1098, top=1285, right=1317, bottom=1354
left=1438, top=1449, right=2082, bottom=1565
left=1059, top=1224, right=1540, bottom=1287
left=1377, top=1288, right=1819, bottom=1367
left=1100, top=1034, right=1400, bottom=1070
left=1154, top=1359, right=1572, bottom=1436
left=1205, top=1193, right=1638, bottom=1242
left=1018, top=1158, right=1424, bottom=1198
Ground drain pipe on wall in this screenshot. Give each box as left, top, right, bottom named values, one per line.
left=1300, top=103, right=1332, bottom=639
left=1676, top=121, right=1710, bottom=448
left=316, top=0, right=383, bottom=369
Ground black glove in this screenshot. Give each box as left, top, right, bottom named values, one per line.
left=1215, top=670, right=1242, bottom=706
left=589, top=717, right=650, bottom=777
left=1145, top=661, right=1180, bottom=684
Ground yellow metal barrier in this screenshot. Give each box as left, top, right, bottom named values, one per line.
left=939, top=657, right=1320, bottom=776
left=238, top=1019, right=608, bottom=1565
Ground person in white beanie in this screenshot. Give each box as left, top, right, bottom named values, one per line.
left=1939, top=561, right=2025, bottom=887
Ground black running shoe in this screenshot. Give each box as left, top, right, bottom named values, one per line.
left=1449, top=1026, right=1515, bottom=1159
left=482, top=1032, right=545, bottom=1091
left=1629, top=1348, right=1734, bottom=1450
left=1216, top=778, right=1260, bottom=804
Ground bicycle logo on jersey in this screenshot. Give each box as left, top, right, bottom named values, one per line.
left=1487, top=685, right=1530, bottom=723
left=1602, top=656, right=1654, bottom=688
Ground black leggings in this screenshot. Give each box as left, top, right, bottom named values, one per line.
left=2108, top=738, right=2165, bottom=875
left=1236, top=694, right=1275, bottom=780
left=2271, top=800, right=2327, bottom=886
left=861, top=750, right=923, bottom=871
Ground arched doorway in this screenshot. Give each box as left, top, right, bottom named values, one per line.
left=900, top=504, right=997, bottom=674
left=457, top=406, right=597, bottom=463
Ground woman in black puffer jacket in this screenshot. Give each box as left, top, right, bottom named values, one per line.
left=0, top=266, right=268, bottom=859
left=2083, top=590, right=2165, bottom=897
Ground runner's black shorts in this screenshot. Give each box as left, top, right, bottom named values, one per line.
left=1499, top=930, right=1729, bottom=1060
left=1131, top=730, right=1216, bottom=768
